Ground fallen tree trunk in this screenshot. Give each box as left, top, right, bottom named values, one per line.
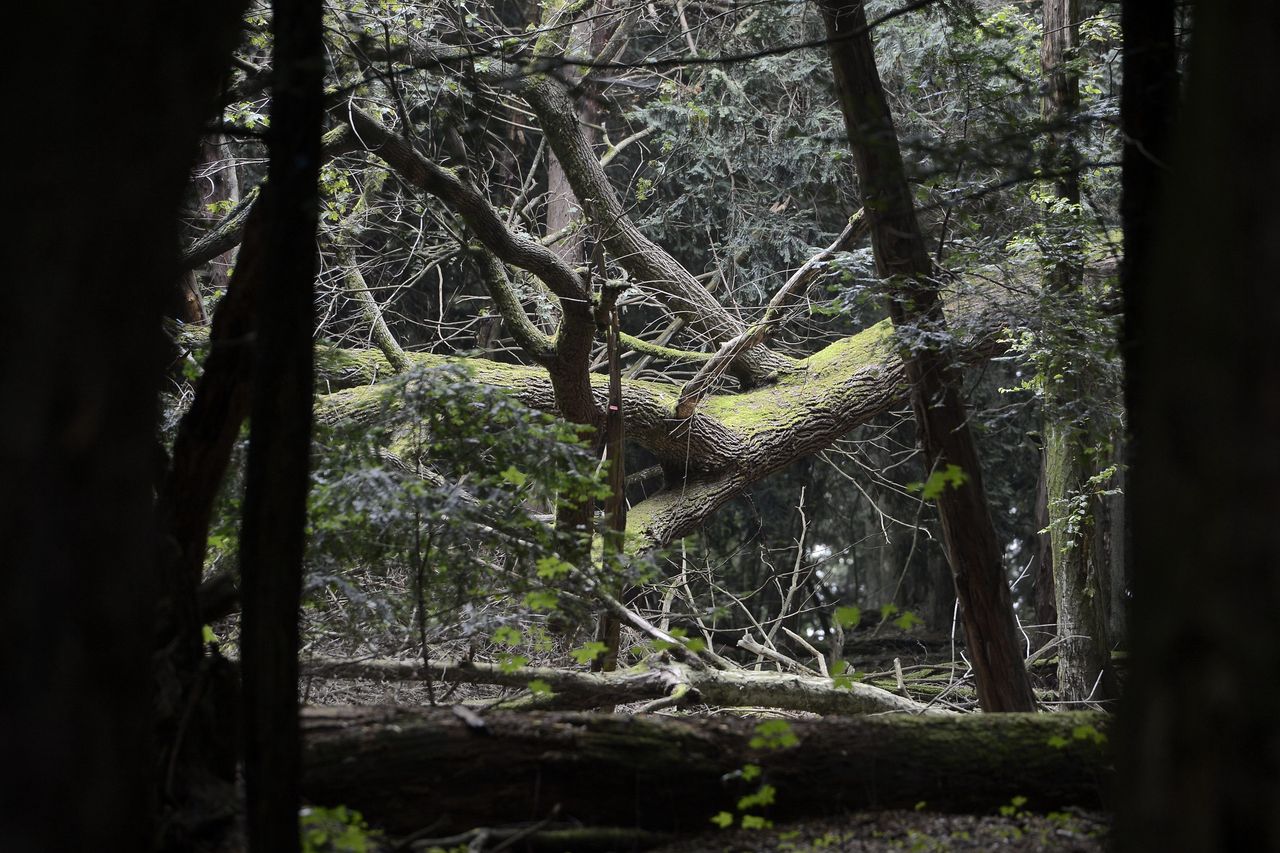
left=302, top=707, right=1112, bottom=835
left=301, top=654, right=938, bottom=715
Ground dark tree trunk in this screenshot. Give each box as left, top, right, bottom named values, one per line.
left=1030, top=454, right=1058, bottom=649
left=1118, top=1, right=1280, bottom=849
left=303, top=707, right=1113, bottom=835
left=238, top=0, right=323, bottom=850
left=0, top=5, right=243, bottom=853
left=158, top=202, right=268, bottom=670
left=817, top=0, right=1036, bottom=712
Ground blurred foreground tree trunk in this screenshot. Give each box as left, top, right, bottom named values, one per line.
left=0, top=5, right=243, bottom=852
left=1118, top=0, right=1280, bottom=848
left=238, top=0, right=324, bottom=850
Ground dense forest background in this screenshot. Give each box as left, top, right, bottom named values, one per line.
left=2, top=0, right=1277, bottom=851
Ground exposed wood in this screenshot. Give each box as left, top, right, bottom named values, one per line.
left=301, top=707, right=1113, bottom=835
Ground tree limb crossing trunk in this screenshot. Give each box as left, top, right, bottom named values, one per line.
left=817, top=0, right=1036, bottom=712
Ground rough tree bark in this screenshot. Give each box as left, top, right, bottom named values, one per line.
left=817, top=0, right=1036, bottom=712
left=238, top=0, right=323, bottom=848
left=1040, top=0, right=1116, bottom=704
left=301, top=707, right=1113, bottom=835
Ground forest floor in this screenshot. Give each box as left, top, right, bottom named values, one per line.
left=646, top=809, right=1109, bottom=852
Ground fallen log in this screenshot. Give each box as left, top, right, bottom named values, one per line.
left=300, top=654, right=937, bottom=715
left=301, top=707, right=1112, bottom=836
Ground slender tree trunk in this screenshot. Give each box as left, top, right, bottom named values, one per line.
left=1030, top=454, right=1059, bottom=649
left=1040, top=0, right=1116, bottom=703
left=239, top=0, right=323, bottom=849
left=817, top=0, right=1035, bottom=711
left=198, top=135, right=242, bottom=294
left=1118, top=1, right=1280, bottom=849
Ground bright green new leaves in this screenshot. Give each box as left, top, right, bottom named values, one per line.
left=834, top=605, right=862, bottom=629
left=737, top=784, right=776, bottom=811
left=831, top=659, right=857, bottom=690
left=570, top=641, right=609, bottom=665
left=749, top=719, right=799, bottom=750
left=908, top=464, right=970, bottom=500
left=522, top=590, right=559, bottom=611
left=492, top=625, right=522, bottom=647
left=535, top=556, right=574, bottom=580
left=499, top=466, right=528, bottom=488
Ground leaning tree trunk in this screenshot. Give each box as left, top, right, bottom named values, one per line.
left=238, top=0, right=323, bottom=849
left=1040, top=0, right=1116, bottom=704
left=817, top=0, right=1036, bottom=712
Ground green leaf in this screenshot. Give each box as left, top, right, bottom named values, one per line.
left=831, top=659, right=855, bottom=689
left=500, top=466, right=528, bottom=488
left=492, top=626, right=522, bottom=647
left=737, top=784, right=777, bottom=810
left=570, top=641, right=609, bottom=665
left=741, top=763, right=762, bottom=781
left=749, top=719, right=799, bottom=750
left=834, top=605, right=862, bottom=629
left=201, top=624, right=218, bottom=644
left=892, top=611, right=924, bottom=631
left=528, top=678, right=553, bottom=696
left=535, top=556, right=573, bottom=579
left=911, top=464, right=970, bottom=500
left=523, top=590, right=559, bottom=611
left=711, top=811, right=734, bottom=828
left=498, top=654, right=528, bottom=673
left=1046, top=735, right=1069, bottom=749
left=741, top=814, right=772, bottom=830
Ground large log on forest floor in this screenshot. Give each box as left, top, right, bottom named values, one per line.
left=301, top=707, right=1112, bottom=837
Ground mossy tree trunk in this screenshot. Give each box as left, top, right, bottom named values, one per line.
left=302, top=707, right=1113, bottom=835
left=1040, top=0, right=1117, bottom=705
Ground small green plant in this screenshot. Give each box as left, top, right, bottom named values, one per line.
left=570, top=641, right=609, bottom=665
left=749, top=719, right=799, bottom=750
left=300, top=805, right=378, bottom=853
left=998, top=795, right=1029, bottom=818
